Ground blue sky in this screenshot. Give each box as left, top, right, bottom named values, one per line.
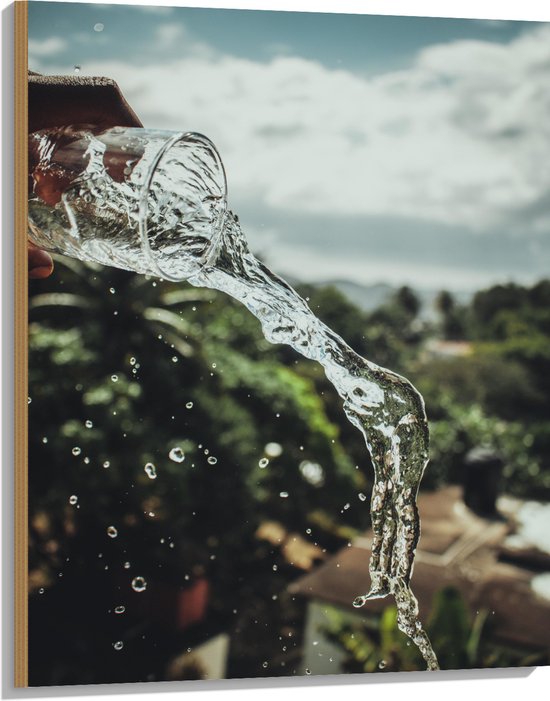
left=29, top=1, right=550, bottom=292
left=28, top=2, right=534, bottom=73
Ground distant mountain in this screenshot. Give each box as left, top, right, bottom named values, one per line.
left=311, top=279, right=395, bottom=312
left=281, top=273, right=473, bottom=319
left=302, top=278, right=473, bottom=320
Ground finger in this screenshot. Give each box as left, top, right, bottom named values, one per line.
left=28, top=245, right=54, bottom=279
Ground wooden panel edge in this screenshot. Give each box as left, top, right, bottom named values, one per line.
left=14, top=0, right=29, bottom=689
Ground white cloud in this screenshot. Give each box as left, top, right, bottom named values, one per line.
left=264, top=240, right=528, bottom=292
left=154, top=23, right=185, bottom=48
left=28, top=37, right=67, bottom=57
left=38, top=24, right=550, bottom=234
left=137, top=5, right=174, bottom=14
left=150, top=21, right=217, bottom=58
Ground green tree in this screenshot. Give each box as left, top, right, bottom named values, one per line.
left=28, top=259, right=368, bottom=684
left=435, top=290, right=467, bottom=340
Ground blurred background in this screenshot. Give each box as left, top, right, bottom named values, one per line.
left=27, top=1, right=550, bottom=685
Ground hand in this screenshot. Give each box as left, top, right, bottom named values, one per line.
left=28, top=242, right=54, bottom=279
left=28, top=71, right=142, bottom=279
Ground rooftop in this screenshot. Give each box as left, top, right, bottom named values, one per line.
left=289, top=485, right=550, bottom=650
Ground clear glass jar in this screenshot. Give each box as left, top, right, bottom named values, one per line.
left=28, top=126, right=227, bottom=281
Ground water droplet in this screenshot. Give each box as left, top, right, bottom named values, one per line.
left=272, top=564, right=278, bottom=571
left=265, top=442, right=282, bottom=457
left=353, top=596, right=366, bottom=608
left=171, top=356, right=178, bottom=363
left=109, top=287, right=115, bottom=294
left=94, top=22, right=104, bottom=32
left=211, top=362, right=217, bottom=369
left=103, top=460, right=110, bottom=469
left=130, top=357, right=136, bottom=365
left=111, top=374, right=118, bottom=382
left=207, top=456, right=217, bottom=465
left=107, top=526, right=118, bottom=538
left=358, top=492, right=367, bottom=502
left=42, top=437, right=48, bottom=444
left=38, top=587, right=45, bottom=594
left=114, top=605, right=125, bottom=614
left=169, top=447, right=185, bottom=463
left=185, top=401, right=193, bottom=409
left=279, top=491, right=289, bottom=498
left=313, top=641, right=319, bottom=646
left=69, top=495, right=78, bottom=505
left=343, top=502, right=350, bottom=511
left=259, top=458, right=269, bottom=468
left=28, top=396, right=32, bottom=404
left=144, top=462, right=157, bottom=479
left=73, top=65, right=81, bottom=74
left=113, top=641, right=124, bottom=651
left=123, top=561, right=131, bottom=569
left=262, top=661, right=268, bottom=668
left=72, top=447, right=81, bottom=456
left=131, top=576, right=147, bottom=592
left=305, top=668, right=311, bottom=675
left=378, top=659, right=387, bottom=670
left=85, top=420, right=93, bottom=428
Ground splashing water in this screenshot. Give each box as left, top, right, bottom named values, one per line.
left=28, top=129, right=438, bottom=670
left=169, top=447, right=185, bottom=463
left=131, top=576, right=147, bottom=593
left=187, top=214, right=439, bottom=670
left=144, top=462, right=157, bottom=479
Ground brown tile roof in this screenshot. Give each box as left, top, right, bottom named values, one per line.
left=289, top=486, right=550, bottom=649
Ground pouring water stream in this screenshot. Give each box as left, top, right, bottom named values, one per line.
left=28, top=126, right=439, bottom=671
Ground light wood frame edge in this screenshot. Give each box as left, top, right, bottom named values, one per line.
left=14, top=0, right=29, bottom=689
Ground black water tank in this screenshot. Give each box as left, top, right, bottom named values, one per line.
left=463, top=446, right=503, bottom=517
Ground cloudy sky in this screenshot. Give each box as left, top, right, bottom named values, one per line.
left=29, top=1, right=550, bottom=292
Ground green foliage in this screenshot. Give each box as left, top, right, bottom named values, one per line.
left=28, top=259, right=367, bottom=684
left=322, top=587, right=540, bottom=672
left=434, top=290, right=468, bottom=340
left=27, top=258, right=550, bottom=681
left=322, top=605, right=420, bottom=672
left=416, top=278, right=550, bottom=495
left=296, top=283, right=367, bottom=355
